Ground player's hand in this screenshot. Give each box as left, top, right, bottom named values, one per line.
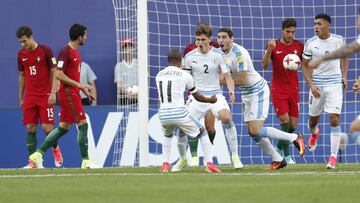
left=342, top=78, right=348, bottom=92
left=308, top=58, right=323, bottom=69
left=229, top=91, right=235, bottom=104
left=267, top=40, right=276, bottom=51
left=208, top=95, right=217, bottom=103
left=352, top=79, right=360, bottom=92
left=48, top=92, right=56, bottom=105
left=79, top=83, right=94, bottom=100
left=310, top=85, right=321, bottom=99
left=19, top=98, right=24, bottom=108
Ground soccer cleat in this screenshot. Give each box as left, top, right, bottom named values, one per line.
left=160, top=162, right=170, bottom=173
left=231, top=155, right=244, bottom=169
left=293, top=133, right=305, bottom=157
left=205, top=162, right=221, bottom=173
left=308, top=128, right=320, bottom=152
left=191, top=156, right=199, bottom=166
left=23, top=160, right=36, bottom=169
left=284, top=155, right=296, bottom=164
left=81, top=159, right=102, bottom=169
left=171, top=159, right=187, bottom=172
left=326, top=156, right=337, bottom=169
left=29, top=152, right=44, bottom=169
left=52, top=146, right=63, bottom=168
left=265, top=159, right=287, bottom=170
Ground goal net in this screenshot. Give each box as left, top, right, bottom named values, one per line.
left=112, top=0, right=360, bottom=167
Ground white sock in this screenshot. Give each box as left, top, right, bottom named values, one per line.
left=162, top=136, right=172, bottom=163
left=264, top=127, right=298, bottom=142
left=176, top=135, right=187, bottom=160
left=257, top=137, right=283, bottom=162
left=223, top=122, right=239, bottom=156
left=199, top=131, right=214, bottom=163
left=330, top=126, right=341, bottom=157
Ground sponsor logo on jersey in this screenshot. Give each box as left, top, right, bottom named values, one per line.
left=37, top=56, right=41, bottom=62
left=276, top=51, right=283, bottom=54
left=22, top=58, right=28, bottom=61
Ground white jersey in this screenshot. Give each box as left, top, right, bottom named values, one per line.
left=225, top=43, right=266, bottom=95
left=184, top=47, right=229, bottom=96
left=155, top=66, right=197, bottom=120
left=303, top=34, right=345, bottom=86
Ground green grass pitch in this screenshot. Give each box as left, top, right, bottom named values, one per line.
left=0, top=164, right=359, bottom=203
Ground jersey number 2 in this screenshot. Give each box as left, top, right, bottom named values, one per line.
left=204, top=64, right=209, bottom=74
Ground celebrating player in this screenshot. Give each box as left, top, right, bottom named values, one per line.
left=261, top=18, right=304, bottom=164
left=217, top=27, right=305, bottom=170
left=172, top=23, right=243, bottom=171
left=157, top=49, right=220, bottom=173
left=29, top=24, right=96, bottom=169
left=16, top=26, right=63, bottom=169
left=307, top=8, right=360, bottom=145
left=302, top=13, right=348, bottom=169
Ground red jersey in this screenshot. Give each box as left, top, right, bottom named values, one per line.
left=269, top=39, right=303, bottom=94
left=18, top=45, right=57, bottom=96
left=57, top=45, right=82, bottom=94
left=183, top=41, right=220, bottom=56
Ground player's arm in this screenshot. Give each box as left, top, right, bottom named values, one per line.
left=261, top=39, right=276, bottom=69
left=56, top=70, right=94, bottom=100
left=341, top=56, right=349, bottom=91
left=88, top=80, right=97, bottom=105
left=308, top=41, right=360, bottom=69
left=18, top=71, right=25, bottom=107
left=49, top=68, right=58, bottom=105
left=224, top=72, right=235, bottom=103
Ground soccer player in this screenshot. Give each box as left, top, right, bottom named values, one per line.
left=307, top=9, right=360, bottom=145
left=172, top=23, right=243, bottom=170
left=261, top=18, right=304, bottom=164
left=29, top=24, right=96, bottom=169
left=182, top=23, right=221, bottom=166
left=217, top=27, right=305, bottom=170
left=16, top=26, right=63, bottom=169
left=302, top=13, right=348, bottom=169
left=157, top=49, right=220, bottom=173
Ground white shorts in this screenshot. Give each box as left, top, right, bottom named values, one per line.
left=309, top=84, right=343, bottom=116
left=186, top=94, right=230, bottom=120
left=160, top=113, right=203, bottom=138
left=241, top=84, right=270, bottom=122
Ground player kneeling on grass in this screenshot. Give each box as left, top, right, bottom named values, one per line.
left=217, top=27, right=305, bottom=170
left=157, top=48, right=220, bottom=173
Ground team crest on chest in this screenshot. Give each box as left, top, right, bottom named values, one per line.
left=36, top=56, right=41, bottom=62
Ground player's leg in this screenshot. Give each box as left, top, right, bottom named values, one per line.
left=213, top=94, right=242, bottom=168
left=205, top=111, right=216, bottom=144
left=325, top=84, right=343, bottom=169
left=272, top=93, right=290, bottom=157
left=39, top=100, right=63, bottom=168
left=307, top=87, right=325, bottom=151
left=182, top=114, right=220, bottom=173
left=159, top=122, right=174, bottom=173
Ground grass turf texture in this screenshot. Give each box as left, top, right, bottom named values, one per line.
left=0, top=164, right=359, bottom=203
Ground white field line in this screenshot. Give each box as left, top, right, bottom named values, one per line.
left=1, top=171, right=360, bottom=178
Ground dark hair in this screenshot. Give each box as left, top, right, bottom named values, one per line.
left=315, top=13, right=331, bottom=24
left=217, top=27, right=233, bottom=38
left=69, top=24, right=87, bottom=41
left=167, top=48, right=182, bottom=64
left=282, top=18, right=297, bottom=29
left=16, top=26, right=32, bottom=38
left=195, top=22, right=212, bottom=37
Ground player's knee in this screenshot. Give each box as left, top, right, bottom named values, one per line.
left=329, top=115, right=340, bottom=127
left=248, top=127, right=261, bottom=137
left=26, top=124, right=37, bottom=133
left=350, top=120, right=360, bottom=133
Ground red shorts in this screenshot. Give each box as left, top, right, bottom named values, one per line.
left=58, top=90, right=86, bottom=124
left=271, top=90, right=299, bottom=118
left=22, top=94, right=54, bottom=125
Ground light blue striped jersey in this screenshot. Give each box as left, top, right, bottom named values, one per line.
left=303, top=34, right=345, bottom=86
left=224, top=43, right=266, bottom=95
left=184, top=47, right=229, bottom=96
left=155, top=66, right=197, bottom=120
